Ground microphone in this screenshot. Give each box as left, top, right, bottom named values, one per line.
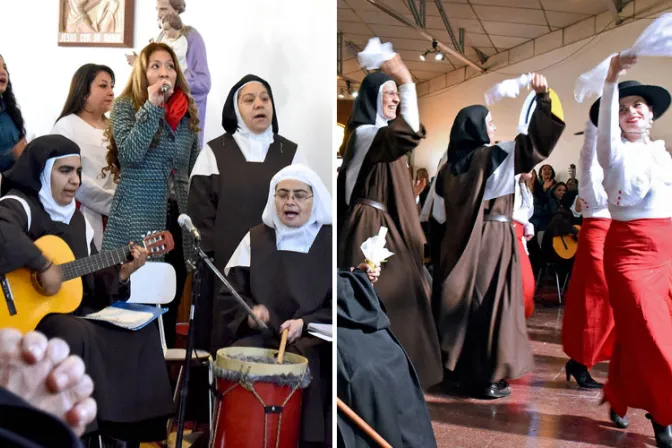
left=160, top=83, right=171, bottom=93
left=178, top=214, right=201, bottom=241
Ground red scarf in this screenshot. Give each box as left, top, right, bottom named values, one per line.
left=165, top=88, right=189, bottom=131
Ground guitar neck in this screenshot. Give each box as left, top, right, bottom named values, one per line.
left=59, top=246, right=130, bottom=282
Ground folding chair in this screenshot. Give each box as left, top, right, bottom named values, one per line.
left=127, top=262, right=213, bottom=442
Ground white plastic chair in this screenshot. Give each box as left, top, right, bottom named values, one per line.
left=127, top=262, right=213, bottom=440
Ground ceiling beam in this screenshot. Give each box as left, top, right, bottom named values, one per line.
left=364, top=0, right=485, bottom=72
left=434, top=0, right=462, bottom=54
left=337, top=32, right=343, bottom=75
left=601, top=0, right=623, bottom=25
left=345, top=40, right=370, bottom=75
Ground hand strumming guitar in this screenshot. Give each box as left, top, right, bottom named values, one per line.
left=119, top=243, right=148, bottom=283
left=37, top=262, right=62, bottom=296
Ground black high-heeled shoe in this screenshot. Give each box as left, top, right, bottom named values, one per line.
left=609, top=408, right=629, bottom=429
left=646, top=414, right=672, bottom=448
left=565, top=359, right=603, bottom=389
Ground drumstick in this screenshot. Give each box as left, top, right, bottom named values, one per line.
left=277, top=329, right=289, bottom=364
left=336, top=398, right=392, bottom=448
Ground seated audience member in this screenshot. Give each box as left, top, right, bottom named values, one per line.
left=337, top=266, right=437, bottom=448
left=0, top=136, right=173, bottom=446
left=212, top=164, right=332, bottom=447
left=0, top=329, right=96, bottom=447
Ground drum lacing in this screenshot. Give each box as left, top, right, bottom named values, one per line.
left=210, top=365, right=308, bottom=448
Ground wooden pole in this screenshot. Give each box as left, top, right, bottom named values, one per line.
left=336, top=397, right=392, bottom=448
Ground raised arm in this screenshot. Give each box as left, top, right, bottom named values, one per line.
left=597, top=54, right=638, bottom=169
left=365, top=118, right=426, bottom=164
left=514, top=93, right=566, bottom=173
left=110, top=99, right=164, bottom=166
left=596, top=81, right=623, bottom=169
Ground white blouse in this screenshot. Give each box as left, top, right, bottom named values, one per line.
left=577, top=120, right=610, bottom=219
left=513, top=175, right=534, bottom=253
left=52, top=114, right=116, bottom=249
left=596, top=81, right=672, bottom=221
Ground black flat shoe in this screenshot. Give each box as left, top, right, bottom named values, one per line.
left=610, top=408, right=629, bottom=429
left=646, top=414, right=672, bottom=448
left=565, top=359, right=603, bottom=389
left=481, top=380, right=511, bottom=399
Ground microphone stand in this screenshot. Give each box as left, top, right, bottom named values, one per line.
left=174, top=239, right=268, bottom=448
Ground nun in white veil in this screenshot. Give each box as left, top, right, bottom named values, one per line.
left=214, top=164, right=332, bottom=447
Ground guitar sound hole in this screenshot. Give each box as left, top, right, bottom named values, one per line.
left=30, top=272, right=48, bottom=296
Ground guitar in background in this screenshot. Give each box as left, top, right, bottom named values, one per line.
left=0, top=231, right=174, bottom=333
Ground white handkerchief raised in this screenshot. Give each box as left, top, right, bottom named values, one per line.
left=357, top=37, right=397, bottom=70
left=484, top=73, right=533, bottom=106
left=360, top=226, right=394, bottom=267
left=575, top=13, right=672, bottom=103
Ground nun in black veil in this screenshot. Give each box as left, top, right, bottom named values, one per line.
left=188, top=74, right=307, bottom=352
left=336, top=55, right=442, bottom=390
left=0, top=135, right=173, bottom=445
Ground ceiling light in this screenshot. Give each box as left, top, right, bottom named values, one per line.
left=421, top=40, right=444, bottom=62
left=352, top=91, right=359, bottom=98
left=338, top=88, right=345, bottom=99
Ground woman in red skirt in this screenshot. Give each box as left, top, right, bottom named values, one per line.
left=513, top=172, right=535, bottom=318
left=561, top=115, right=624, bottom=424
left=593, top=54, right=672, bottom=447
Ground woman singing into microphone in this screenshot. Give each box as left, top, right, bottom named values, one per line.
left=102, top=42, right=200, bottom=347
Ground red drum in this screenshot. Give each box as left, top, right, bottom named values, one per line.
left=211, top=347, right=310, bottom=448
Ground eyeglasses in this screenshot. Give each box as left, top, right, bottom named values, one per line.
left=274, top=190, right=314, bottom=202
left=383, top=91, right=400, bottom=99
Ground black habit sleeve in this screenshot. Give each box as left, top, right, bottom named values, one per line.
left=300, top=288, right=332, bottom=330
left=0, top=199, right=48, bottom=275
left=0, top=387, right=82, bottom=448
left=513, top=92, right=566, bottom=174
left=365, top=117, right=427, bottom=164
left=188, top=173, right=219, bottom=255
left=210, top=266, right=256, bottom=350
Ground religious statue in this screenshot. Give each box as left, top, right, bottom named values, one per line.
left=125, top=0, right=211, bottom=147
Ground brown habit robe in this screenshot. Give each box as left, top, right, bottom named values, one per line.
left=338, top=116, right=443, bottom=390
left=435, top=93, right=565, bottom=386
left=212, top=224, right=332, bottom=446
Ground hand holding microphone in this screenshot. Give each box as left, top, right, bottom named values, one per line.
left=148, top=80, right=173, bottom=107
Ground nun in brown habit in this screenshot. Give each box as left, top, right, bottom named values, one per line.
left=188, top=74, right=307, bottom=351
left=433, top=74, right=565, bottom=399
left=212, top=164, right=332, bottom=447
left=337, top=55, right=442, bottom=390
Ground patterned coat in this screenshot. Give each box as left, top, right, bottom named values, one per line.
left=101, top=97, right=199, bottom=265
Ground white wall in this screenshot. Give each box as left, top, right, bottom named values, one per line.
left=0, top=0, right=335, bottom=190
left=415, top=10, right=672, bottom=182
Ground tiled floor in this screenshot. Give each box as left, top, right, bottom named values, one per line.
left=426, top=305, right=658, bottom=448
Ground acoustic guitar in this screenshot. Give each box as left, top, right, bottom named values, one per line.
left=552, top=225, right=581, bottom=260
left=0, top=231, right=174, bottom=333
